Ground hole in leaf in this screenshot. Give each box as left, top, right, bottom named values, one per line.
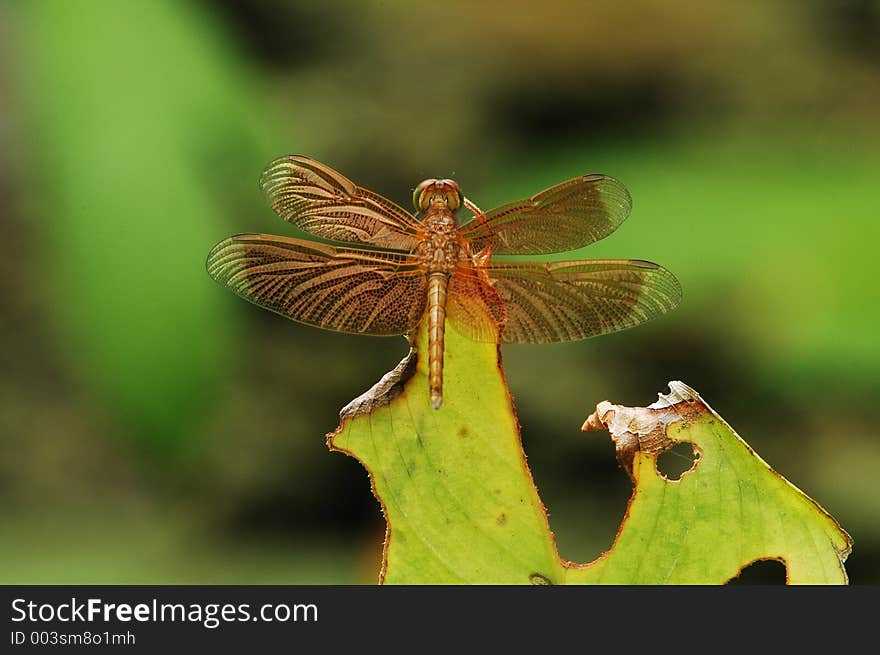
left=656, top=442, right=700, bottom=480
left=727, top=559, right=787, bottom=585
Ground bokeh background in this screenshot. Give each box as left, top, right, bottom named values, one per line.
left=2, top=0, right=878, bottom=583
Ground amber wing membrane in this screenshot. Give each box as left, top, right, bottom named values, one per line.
left=207, top=234, right=427, bottom=335
left=447, top=260, right=681, bottom=344
left=260, top=155, right=422, bottom=251
left=446, top=264, right=508, bottom=343
left=458, top=175, right=632, bottom=255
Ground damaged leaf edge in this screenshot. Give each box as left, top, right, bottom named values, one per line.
left=325, top=334, right=563, bottom=584
left=579, top=380, right=853, bottom=583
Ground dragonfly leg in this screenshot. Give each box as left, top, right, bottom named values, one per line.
left=463, top=197, right=488, bottom=227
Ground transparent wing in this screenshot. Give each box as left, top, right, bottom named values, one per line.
left=446, top=264, right=508, bottom=343
left=260, top=155, right=422, bottom=251
left=447, top=259, right=681, bottom=344
left=207, top=233, right=427, bottom=335
left=458, top=175, right=632, bottom=255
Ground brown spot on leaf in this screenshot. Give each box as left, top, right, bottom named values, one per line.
left=496, top=512, right=507, bottom=525
left=529, top=573, right=553, bottom=585
left=339, top=347, right=417, bottom=420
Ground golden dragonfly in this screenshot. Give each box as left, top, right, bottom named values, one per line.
left=207, top=156, right=681, bottom=409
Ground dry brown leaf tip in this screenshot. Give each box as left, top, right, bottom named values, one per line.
left=582, top=381, right=703, bottom=477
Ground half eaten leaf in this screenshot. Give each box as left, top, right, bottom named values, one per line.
left=328, top=322, right=851, bottom=584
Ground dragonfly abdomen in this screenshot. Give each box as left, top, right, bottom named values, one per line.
left=426, top=272, right=449, bottom=409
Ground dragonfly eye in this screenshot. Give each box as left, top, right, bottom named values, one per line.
left=413, top=179, right=436, bottom=211
left=439, top=179, right=462, bottom=210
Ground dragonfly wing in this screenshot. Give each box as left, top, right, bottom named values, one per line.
left=260, top=155, right=422, bottom=250
left=207, top=234, right=427, bottom=335
left=448, top=260, right=681, bottom=344
left=446, top=265, right=508, bottom=343
left=458, top=175, right=631, bottom=255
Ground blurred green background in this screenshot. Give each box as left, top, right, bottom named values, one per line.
left=2, top=0, right=878, bottom=584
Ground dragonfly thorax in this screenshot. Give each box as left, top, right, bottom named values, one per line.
left=416, top=218, right=463, bottom=274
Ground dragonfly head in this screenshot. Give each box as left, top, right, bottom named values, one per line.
left=413, top=178, right=462, bottom=212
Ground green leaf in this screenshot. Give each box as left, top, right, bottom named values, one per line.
left=330, top=321, right=851, bottom=584
left=577, top=383, right=851, bottom=583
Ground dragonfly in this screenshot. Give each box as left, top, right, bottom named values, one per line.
left=207, top=155, right=681, bottom=409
